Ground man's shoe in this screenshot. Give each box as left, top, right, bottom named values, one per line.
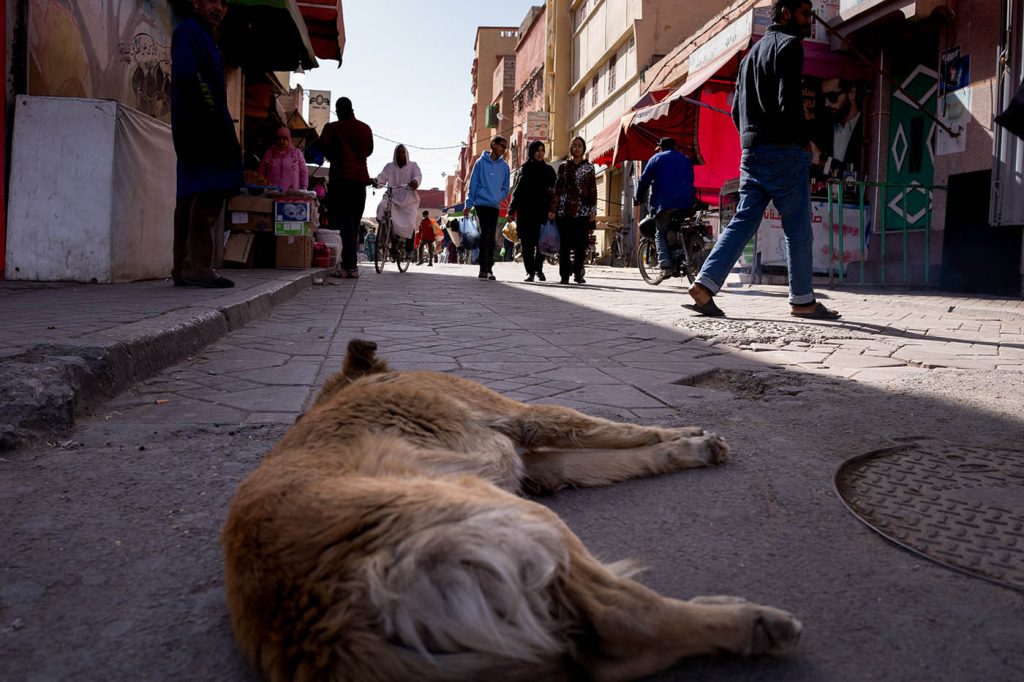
left=536, top=272, right=546, bottom=281
left=575, top=277, right=587, bottom=284
left=347, top=269, right=360, bottom=279
left=487, top=273, right=497, bottom=281
left=524, top=274, right=535, bottom=282
left=560, top=278, right=570, bottom=284
left=428, top=262, right=433, bottom=267
left=478, top=272, right=489, bottom=279
left=182, top=276, right=234, bottom=289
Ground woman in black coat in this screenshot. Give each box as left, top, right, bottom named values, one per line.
left=508, top=140, right=557, bottom=282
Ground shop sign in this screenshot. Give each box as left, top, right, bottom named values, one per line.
left=690, top=11, right=754, bottom=75
left=840, top=0, right=889, bottom=20
left=526, top=110, right=550, bottom=141
left=308, top=90, right=331, bottom=133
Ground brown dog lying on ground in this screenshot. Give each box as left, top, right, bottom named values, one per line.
left=223, top=340, right=801, bottom=681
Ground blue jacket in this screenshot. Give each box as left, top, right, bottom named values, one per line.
left=171, top=17, right=242, bottom=197
left=466, top=152, right=510, bottom=210
left=635, top=149, right=695, bottom=214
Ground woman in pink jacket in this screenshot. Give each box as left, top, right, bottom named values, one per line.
left=258, top=127, right=308, bottom=191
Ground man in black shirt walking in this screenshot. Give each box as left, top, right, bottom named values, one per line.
left=685, top=0, right=840, bottom=320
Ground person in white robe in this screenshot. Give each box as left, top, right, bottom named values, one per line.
left=375, top=145, right=422, bottom=250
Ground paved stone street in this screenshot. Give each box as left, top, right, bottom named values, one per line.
left=2, top=262, right=1023, bottom=681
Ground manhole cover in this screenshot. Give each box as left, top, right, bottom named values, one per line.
left=836, top=440, right=1024, bottom=591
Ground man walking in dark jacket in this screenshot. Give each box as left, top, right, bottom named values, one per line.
left=315, top=97, right=373, bottom=278
left=171, top=0, right=242, bottom=288
left=685, top=0, right=840, bottom=320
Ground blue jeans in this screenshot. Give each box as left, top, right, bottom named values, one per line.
left=654, top=208, right=685, bottom=269
left=695, top=145, right=816, bottom=305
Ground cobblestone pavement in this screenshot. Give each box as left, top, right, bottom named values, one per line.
left=2, top=262, right=1023, bottom=681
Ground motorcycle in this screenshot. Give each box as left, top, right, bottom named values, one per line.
left=636, top=201, right=714, bottom=285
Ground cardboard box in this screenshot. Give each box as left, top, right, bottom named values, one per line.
left=228, top=195, right=275, bottom=213
left=275, top=235, right=313, bottom=269
left=223, top=232, right=254, bottom=267
left=231, top=210, right=273, bottom=232
left=274, top=199, right=313, bottom=236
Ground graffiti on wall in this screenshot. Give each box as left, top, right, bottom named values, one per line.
left=28, top=0, right=173, bottom=121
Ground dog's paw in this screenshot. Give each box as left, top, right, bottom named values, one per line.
left=658, top=433, right=729, bottom=469
left=696, top=433, right=729, bottom=465
left=747, top=606, right=803, bottom=656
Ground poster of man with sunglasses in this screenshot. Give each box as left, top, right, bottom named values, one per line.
left=808, top=75, right=868, bottom=195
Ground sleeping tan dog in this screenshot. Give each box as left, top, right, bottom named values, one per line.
left=223, top=340, right=801, bottom=681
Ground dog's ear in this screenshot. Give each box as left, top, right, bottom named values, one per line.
left=342, top=340, right=389, bottom=379
left=312, top=339, right=391, bottom=407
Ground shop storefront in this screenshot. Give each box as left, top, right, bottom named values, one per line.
left=3, top=0, right=345, bottom=282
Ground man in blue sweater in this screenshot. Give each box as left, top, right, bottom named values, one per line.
left=465, top=137, right=511, bottom=280
left=686, top=0, right=840, bottom=320
left=635, top=137, right=696, bottom=274
left=171, top=0, right=242, bottom=288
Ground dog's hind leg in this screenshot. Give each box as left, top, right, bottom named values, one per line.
left=557, top=536, right=802, bottom=681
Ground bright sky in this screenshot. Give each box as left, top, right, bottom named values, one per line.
left=293, top=1, right=542, bottom=213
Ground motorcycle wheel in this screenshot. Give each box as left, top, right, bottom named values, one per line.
left=637, top=239, right=665, bottom=285
left=683, top=235, right=707, bottom=284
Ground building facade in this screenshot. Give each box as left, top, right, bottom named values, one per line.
left=510, top=6, right=547, bottom=168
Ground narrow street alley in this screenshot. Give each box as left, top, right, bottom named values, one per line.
left=2, top=263, right=1022, bottom=681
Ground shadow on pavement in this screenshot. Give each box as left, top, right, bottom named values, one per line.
left=1, top=263, right=1021, bottom=682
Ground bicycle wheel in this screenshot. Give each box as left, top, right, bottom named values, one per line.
left=395, top=237, right=410, bottom=272
left=638, top=239, right=665, bottom=285
left=682, top=235, right=707, bottom=284
left=374, top=220, right=391, bottom=273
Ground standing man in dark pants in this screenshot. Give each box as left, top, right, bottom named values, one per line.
left=171, top=0, right=242, bottom=288
left=465, top=137, right=510, bottom=281
left=686, top=0, right=840, bottom=320
left=316, top=97, right=373, bottom=278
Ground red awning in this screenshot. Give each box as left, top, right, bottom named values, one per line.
left=591, top=89, right=675, bottom=166
left=590, top=119, right=621, bottom=166
left=614, top=98, right=702, bottom=165
left=297, top=0, right=346, bottom=64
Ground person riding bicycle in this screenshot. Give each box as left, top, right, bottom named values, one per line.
left=374, top=144, right=422, bottom=257
left=634, top=137, right=696, bottom=275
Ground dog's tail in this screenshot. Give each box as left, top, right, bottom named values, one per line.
left=313, top=339, right=391, bottom=406
left=363, top=502, right=575, bottom=677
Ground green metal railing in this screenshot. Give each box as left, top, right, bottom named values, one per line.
left=825, top=180, right=947, bottom=286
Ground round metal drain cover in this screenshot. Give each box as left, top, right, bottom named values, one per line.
left=836, top=440, right=1024, bottom=591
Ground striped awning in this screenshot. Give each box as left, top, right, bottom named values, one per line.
left=297, top=0, right=346, bottom=64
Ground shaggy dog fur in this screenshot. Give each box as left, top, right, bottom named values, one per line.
left=223, top=340, right=801, bottom=681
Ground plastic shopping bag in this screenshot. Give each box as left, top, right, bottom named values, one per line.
left=538, top=220, right=560, bottom=256
left=461, top=214, right=481, bottom=249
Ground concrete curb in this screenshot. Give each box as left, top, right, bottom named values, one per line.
left=0, top=271, right=324, bottom=451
